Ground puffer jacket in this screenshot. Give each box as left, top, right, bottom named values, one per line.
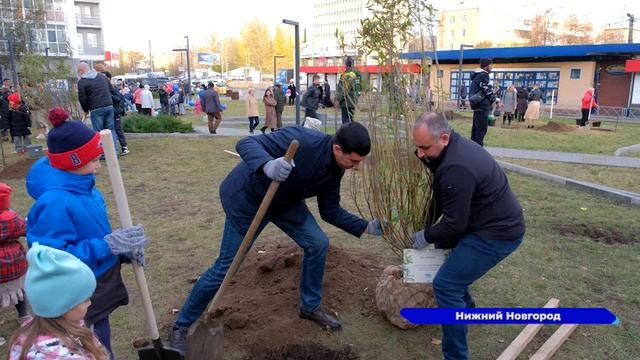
left=469, top=69, right=496, bottom=111
left=77, top=70, right=113, bottom=112
left=8, top=103, right=32, bottom=137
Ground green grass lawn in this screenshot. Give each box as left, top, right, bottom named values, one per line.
left=1, top=136, right=638, bottom=359
left=448, top=116, right=640, bottom=155
left=498, top=158, right=640, bottom=194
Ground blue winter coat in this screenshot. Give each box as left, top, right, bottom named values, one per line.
left=26, top=157, right=118, bottom=277
left=220, top=126, right=368, bottom=237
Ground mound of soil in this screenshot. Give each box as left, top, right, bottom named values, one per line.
left=0, top=157, right=36, bottom=180
left=556, top=224, right=635, bottom=245
left=185, top=243, right=385, bottom=350
left=245, top=343, right=359, bottom=360
left=536, top=121, right=577, bottom=133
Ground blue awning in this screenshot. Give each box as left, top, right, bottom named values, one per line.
left=401, top=43, right=640, bottom=62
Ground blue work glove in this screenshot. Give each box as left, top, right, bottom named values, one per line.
left=410, top=230, right=429, bottom=249
left=263, top=157, right=295, bottom=182
left=364, top=219, right=386, bottom=236
left=105, top=224, right=149, bottom=266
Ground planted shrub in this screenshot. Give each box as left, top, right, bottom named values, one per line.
left=122, top=114, right=194, bottom=133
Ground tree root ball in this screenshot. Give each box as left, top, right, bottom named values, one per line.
left=375, top=265, right=436, bottom=329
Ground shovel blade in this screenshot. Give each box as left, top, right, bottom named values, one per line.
left=186, top=316, right=224, bottom=360
left=137, top=345, right=184, bottom=360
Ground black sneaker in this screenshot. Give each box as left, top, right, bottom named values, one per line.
left=299, top=307, right=342, bottom=331
left=121, top=147, right=130, bottom=156
left=168, top=326, right=187, bottom=355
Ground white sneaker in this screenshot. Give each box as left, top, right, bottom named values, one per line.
left=35, top=134, right=45, bottom=140
left=121, top=147, right=130, bottom=155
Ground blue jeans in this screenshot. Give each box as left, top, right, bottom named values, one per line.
left=175, top=209, right=330, bottom=329
left=341, top=107, right=355, bottom=124
left=433, top=233, right=523, bottom=360
left=93, top=316, right=114, bottom=359
left=90, top=105, right=118, bottom=150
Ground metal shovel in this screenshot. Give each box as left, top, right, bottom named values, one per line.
left=100, top=130, right=184, bottom=360
left=186, top=139, right=299, bottom=360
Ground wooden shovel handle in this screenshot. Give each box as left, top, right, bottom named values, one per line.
left=205, top=139, right=299, bottom=314
left=100, top=130, right=160, bottom=340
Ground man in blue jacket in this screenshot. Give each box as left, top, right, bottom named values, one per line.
left=469, top=58, right=496, bottom=146
left=170, top=123, right=385, bottom=353
left=410, top=112, right=525, bottom=360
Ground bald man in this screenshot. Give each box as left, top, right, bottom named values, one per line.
left=77, top=62, right=118, bottom=150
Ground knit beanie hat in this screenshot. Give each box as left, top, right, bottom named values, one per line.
left=25, top=243, right=96, bottom=318
left=480, top=57, right=493, bottom=69
left=46, top=107, right=103, bottom=170
left=0, top=182, right=11, bottom=209
left=7, top=92, right=20, bottom=109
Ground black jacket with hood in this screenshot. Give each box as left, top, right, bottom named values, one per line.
left=469, top=69, right=496, bottom=111
left=77, top=70, right=113, bottom=112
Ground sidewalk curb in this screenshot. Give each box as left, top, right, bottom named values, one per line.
left=498, top=160, right=640, bottom=206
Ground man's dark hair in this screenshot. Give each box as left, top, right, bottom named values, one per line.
left=139, top=83, right=144, bottom=88
left=312, top=74, right=320, bottom=81
left=333, top=122, right=370, bottom=156
left=102, top=71, right=112, bottom=79
left=207, top=82, right=214, bottom=88
left=345, top=56, right=354, bottom=68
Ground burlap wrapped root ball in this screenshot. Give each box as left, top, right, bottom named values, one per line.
left=375, top=265, right=436, bottom=329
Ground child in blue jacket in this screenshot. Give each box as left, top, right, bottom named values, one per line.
left=26, top=107, right=149, bottom=358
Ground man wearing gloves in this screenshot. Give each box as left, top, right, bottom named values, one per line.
left=170, top=122, right=385, bottom=353
left=410, top=112, right=525, bottom=360
left=26, top=107, right=149, bottom=358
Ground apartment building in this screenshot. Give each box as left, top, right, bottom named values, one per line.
left=303, top=0, right=371, bottom=66
left=0, top=0, right=105, bottom=75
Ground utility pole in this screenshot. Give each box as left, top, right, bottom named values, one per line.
left=185, top=36, right=191, bottom=89
left=149, top=40, right=154, bottom=72
left=628, top=13, right=635, bottom=44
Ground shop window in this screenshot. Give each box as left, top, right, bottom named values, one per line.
left=570, top=69, right=581, bottom=79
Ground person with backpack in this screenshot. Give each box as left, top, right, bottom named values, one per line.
left=469, top=58, right=496, bottom=146
left=336, top=57, right=360, bottom=124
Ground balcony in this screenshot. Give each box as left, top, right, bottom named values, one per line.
left=77, top=45, right=104, bottom=56
left=76, top=14, right=101, bottom=27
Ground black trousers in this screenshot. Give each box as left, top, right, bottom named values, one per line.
left=580, top=109, right=590, bottom=126
left=471, top=110, right=490, bottom=147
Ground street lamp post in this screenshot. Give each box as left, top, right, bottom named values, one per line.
left=185, top=36, right=191, bottom=94
left=457, top=44, right=474, bottom=110
left=172, top=36, right=191, bottom=95
left=273, top=55, right=285, bottom=84
left=283, top=19, right=300, bottom=125
left=45, top=47, right=51, bottom=74
left=628, top=13, right=635, bottom=44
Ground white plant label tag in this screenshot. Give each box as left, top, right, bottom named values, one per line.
left=403, top=248, right=446, bottom=284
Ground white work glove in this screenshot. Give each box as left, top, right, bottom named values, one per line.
left=263, top=157, right=295, bottom=182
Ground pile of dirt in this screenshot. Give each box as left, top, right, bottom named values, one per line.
left=536, top=121, right=577, bottom=133
left=0, top=157, right=36, bottom=180
left=187, top=242, right=385, bottom=349
left=244, top=343, right=359, bottom=360
left=556, top=224, right=635, bottom=245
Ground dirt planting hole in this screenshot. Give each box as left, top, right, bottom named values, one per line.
left=244, top=343, right=359, bottom=360
left=556, top=224, right=635, bottom=245
left=0, top=157, right=36, bottom=179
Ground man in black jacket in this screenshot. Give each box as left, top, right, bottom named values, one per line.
left=410, top=112, right=525, bottom=360
left=76, top=62, right=118, bottom=149
left=302, top=75, right=322, bottom=120
left=469, top=58, right=496, bottom=146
